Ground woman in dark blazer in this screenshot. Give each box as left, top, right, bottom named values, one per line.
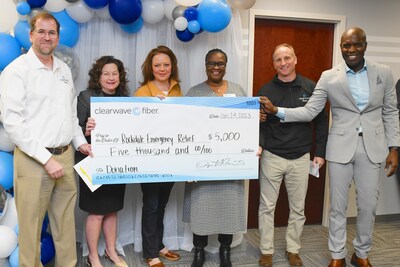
left=76, top=56, right=130, bottom=267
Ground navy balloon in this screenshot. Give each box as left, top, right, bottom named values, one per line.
left=109, top=0, right=142, bottom=25
left=176, top=29, right=194, bottom=42
left=52, top=10, right=80, bottom=47
left=27, top=0, right=47, bottom=8
left=197, top=0, right=231, bottom=33
left=42, top=215, right=49, bottom=233
left=184, top=7, right=198, bottom=21
left=120, top=17, right=143, bottom=34
left=40, top=232, right=55, bottom=264
left=84, top=0, right=109, bottom=9
left=0, top=33, right=22, bottom=71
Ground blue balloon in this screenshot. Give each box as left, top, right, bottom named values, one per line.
left=0, top=151, right=14, bottom=190
left=84, top=0, right=109, bottom=9
left=40, top=232, right=55, bottom=264
left=0, top=33, right=22, bottom=71
left=13, top=20, right=31, bottom=51
left=42, top=215, right=49, bottom=233
left=9, top=246, right=19, bottom=267
left=109, top=0, right=142, bottom=25
left=27, top=0, right=47, bottom=8
left=17, top=2, right=31, bottom=16
left=14, top=224, right=19, bottom=236
left=52, top=10, right=80, bottom=47
left=120, top=17, right=143, bottom=34
left=187, top=20, right=201, bottom=34
left=176, top=29, right=194, bottom=42
left=197, top=0, right=231, bottom=33
left=184, top=7, right=198, bottom=21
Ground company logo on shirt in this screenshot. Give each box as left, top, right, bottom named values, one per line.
left=60, top=75, right=69, bottom=84
left=298, top=94, right=310, bottom=103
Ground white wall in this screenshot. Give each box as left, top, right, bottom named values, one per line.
left=240, top=0, right=400, bottom=221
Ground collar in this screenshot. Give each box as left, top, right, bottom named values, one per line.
left=148, top=79, right=178, bottom=95
left=27, top=48, right=59, bottom=71
left=273, top=73, right=303, bottom=87
left=345, top=60, right=367, bottom=74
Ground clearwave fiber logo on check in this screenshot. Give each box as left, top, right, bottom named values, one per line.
left=93, top=106, right=159, bottom=116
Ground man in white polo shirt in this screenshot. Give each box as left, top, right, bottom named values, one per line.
left=0, top=12, right=92, bottom=267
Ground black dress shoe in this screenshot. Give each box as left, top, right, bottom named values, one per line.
left=219, top=246, right=232, bottom=267
left=191, top=247, right=205, bottom=267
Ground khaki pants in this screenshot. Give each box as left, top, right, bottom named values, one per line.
left=258, top=150, right=309, bottom=254
left=14, top=147, right=77, bottom=267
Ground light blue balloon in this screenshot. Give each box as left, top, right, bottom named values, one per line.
left=14, top=224, right=19, bottom=236
left=0, top=151, right=14, bottom=190
left=197, top=0, right=231, bottom=33
left=187, top=20, right=200, bottom=34
left=14, top=20, right=31, bottom=50
left=9, top=245, right=19, bottom=267
left=13, top=20, right=31, bottom=51
left=52, top=10, right=80, bottom=48
left=120, top=17, right=143, bottom=34
left=0, top=33, right=22, bottom=71
left=16, top=2, right=31, bottom=16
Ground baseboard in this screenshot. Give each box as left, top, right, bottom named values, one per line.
left=347, top=213, right=400, bottom=224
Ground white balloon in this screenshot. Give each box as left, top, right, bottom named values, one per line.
left=0, top=0, right=19, bottom=33
left=0, top=123, right=15, bottom=152
left=175, top=0, right=201, bottom=7
left=66, top=0, right=95, bottom=23
left=95, top=5, right=111, bottom=20
left=44, top=0, right=68, bottom=13
left=0, top=194, right=18, bottom=230
left=163, top=0, right=178, bottom=21
left=174, top=16, right=188, bottom=31
left=142, top=0, right=165, bottom=24
left=227, top=0, right=256, bottom=10
left=0, top=225, right=18, bottom=258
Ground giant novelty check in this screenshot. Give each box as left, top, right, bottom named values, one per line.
left=90, top=97, right=259, bottom=184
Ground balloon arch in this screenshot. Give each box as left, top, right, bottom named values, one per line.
left=0, top=0, right=256, bottom=72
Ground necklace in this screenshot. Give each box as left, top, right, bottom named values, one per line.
left=207, top=81, right=225, bottom=94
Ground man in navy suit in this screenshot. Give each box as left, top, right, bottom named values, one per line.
left=259, top=27, right=399, bottom=267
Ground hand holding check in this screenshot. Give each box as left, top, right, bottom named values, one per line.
left=259, top=96, right=278, bottom=114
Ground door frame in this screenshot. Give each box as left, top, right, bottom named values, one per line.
left=246, top=9, right=346, bottom=227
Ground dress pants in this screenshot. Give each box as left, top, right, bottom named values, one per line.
left=14, top=147, right=77, bottom=267
left=328, top=136, right=381, bottom=259
left=141, top=182, right=174, bottom=259
left=193, top=233, right=233, bottom=248
left=259, top=150, right=309, bottom=254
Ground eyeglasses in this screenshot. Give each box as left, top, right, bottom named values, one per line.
left=206, top=61, right=226, bottom=68
left=34, top=29, right=58, bottom=38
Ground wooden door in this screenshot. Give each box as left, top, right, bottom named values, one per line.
left=248, top=19, right=334, bottom=228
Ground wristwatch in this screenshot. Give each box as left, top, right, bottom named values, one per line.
left=389, top=146, right=399, bottom=151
